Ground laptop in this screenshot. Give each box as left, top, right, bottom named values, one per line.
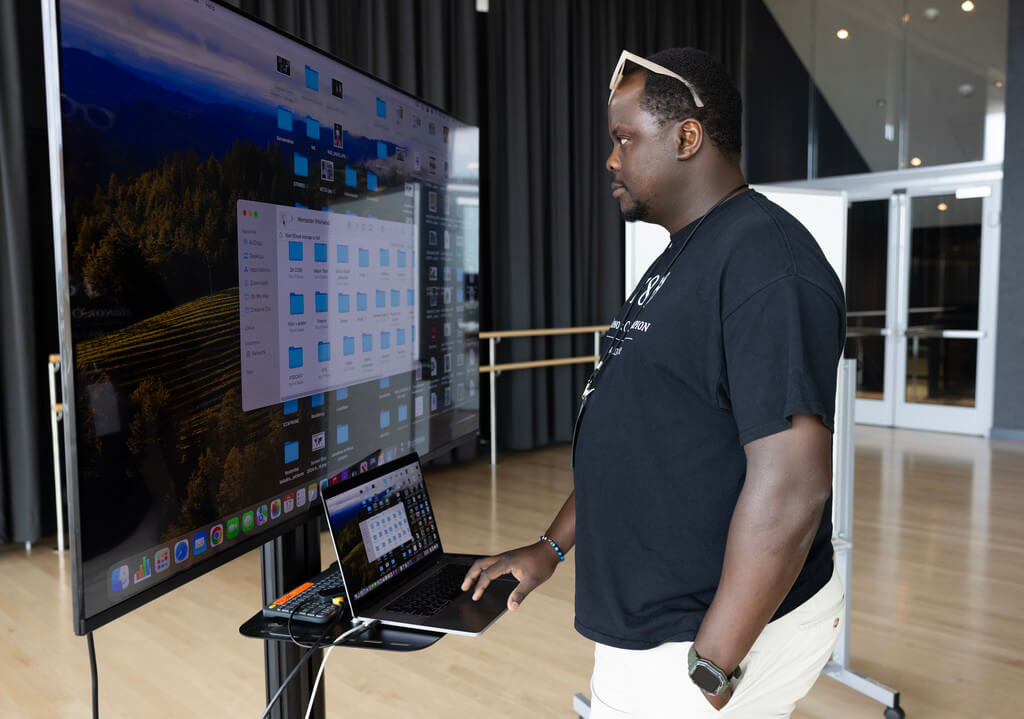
left=320, top=452, right=516, bottom=636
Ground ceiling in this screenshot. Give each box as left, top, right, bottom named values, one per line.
left=761, top=0, right=1008, bottom=172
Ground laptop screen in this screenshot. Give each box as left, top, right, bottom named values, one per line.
left=322, top=455, right=441, bottom=604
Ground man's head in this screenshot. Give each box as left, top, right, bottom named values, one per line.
left=606, top=48, right=742, bottom=225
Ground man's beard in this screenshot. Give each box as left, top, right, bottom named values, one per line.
left=620, top=199, right=651, bottom=223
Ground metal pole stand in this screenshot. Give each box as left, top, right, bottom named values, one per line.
left=48, top=353, right=66, bottom=553
left=823, top=359, right=904, bottom=718
left=571, top=361, right=904, bottom=719
left=261, top=517, right=327, bottom=719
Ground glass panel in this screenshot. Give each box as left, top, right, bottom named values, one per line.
left=905, top=0, right=1008, bottom=166
left=811, top=0, right=903, bottom=176
left=905, top=337, right=977, bottom=406
left=905, top=193, right=982, bottom=407
left=844, top=199, right=889, bottom=400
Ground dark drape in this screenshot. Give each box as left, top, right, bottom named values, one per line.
left=0, top=0, right=58, bottom=544
left=486, top=0, right=742, bottom=450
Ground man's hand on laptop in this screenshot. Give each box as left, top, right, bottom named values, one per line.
left=461, top=542, right=560, bottom=611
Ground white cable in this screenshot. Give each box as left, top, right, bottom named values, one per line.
left=303, top=619, right=377, bottom=719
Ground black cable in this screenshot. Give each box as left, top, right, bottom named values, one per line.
left=87, top=631, right=98, bottom=719
left=259, top=610, right=341, bottom=719
left=286, top=596, right=318, bottom=649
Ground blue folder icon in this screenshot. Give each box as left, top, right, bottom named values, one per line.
left=391, top=289, right=400, bottom=307
left=283, top=399, right=298, bottom=415
left=288, top=241, right=303, bottom=262
left=314, top=243, right=327, bottom=262
left=306, top=116, right=319, bottom=139
left=411, top=325, right=416, bottom=342
left=380, top=410, right=390, bottom=428
left=305, top=65, right=318, bottom=90
left=396, top=328, right=406, bottom=346
left=380, top=249, right=389, bottom=267
left=284, top=440, right=299, bottom=464
left=336, top=424, right=349, bottom=444
left=457, top=288, right=464, bottom=303
left=362, top=333, right=373, bottom=352
left=358, top=249, right=370, bottom=267
left=337, top=245, right=349, bottom=263
left=407, top=289, right=415, bottom=306
left=377, top=141, right=387, bottom=159
left=345, top=167, right=357, bottom=187
left=288, top=346, right=303, bottom=368
left=367, top=172, right=378, bottom=192
left=381, top=331, right=391, bottom=349
left=380, top=377, right=390, bottom=389
left=289, top=293, right=304, bottom=315
left=277, top=107, right=293, bottom=132
left=318, top=341, right=330, bottom=362
left=312, top=392, right=324, bottom=408
left=356, top=292, right=367, bottom=311
left=376, top=290, right=386, bottom=308
left=398, top=404, right=408, bottom=422
left=457, top=268, right=464, bottom=282
left=294, top=153, right=308, bottom=177
left=397, top=250, right=407, bottom=268
left=343, top=336, right=355, bottom=355
left=336, top=387, right=348, bottom=400
left=338, top=293, right=350, bottom=313
left=376, top=97, right=386, bottom=118
left=315, top=291, right=328, bottom=313
left=411, top=250, right=415, bottom=267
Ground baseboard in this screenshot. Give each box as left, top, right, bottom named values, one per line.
left=990, top=427, right=1024, bottom=441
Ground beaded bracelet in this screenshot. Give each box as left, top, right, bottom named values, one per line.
left=539, top=535, right=565, bottom=562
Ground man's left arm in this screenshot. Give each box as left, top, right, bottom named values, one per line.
left=693, top=413, right=834, bottom=710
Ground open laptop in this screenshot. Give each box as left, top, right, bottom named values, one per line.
left=320, top=452, right=516, bottom=636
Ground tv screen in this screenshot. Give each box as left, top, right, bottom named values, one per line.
left=47, top=0, right=480, bottom=634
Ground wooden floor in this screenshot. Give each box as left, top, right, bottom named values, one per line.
left=2, top=426, right=1023, bottom=718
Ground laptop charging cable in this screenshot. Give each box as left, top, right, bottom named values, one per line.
left=259, top=615, right=379, bottom=719
left=302, top=618, right=380, bottom=719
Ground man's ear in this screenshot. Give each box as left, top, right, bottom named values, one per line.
left=676, top=118, right=703, bottom=160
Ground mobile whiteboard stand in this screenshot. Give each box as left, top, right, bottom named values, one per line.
left=572, top=361, right=904, bottom=718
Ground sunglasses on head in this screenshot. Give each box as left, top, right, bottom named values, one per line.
left=608, top=50, right=704, bottom=108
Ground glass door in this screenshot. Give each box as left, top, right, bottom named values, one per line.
left=892, top=184, right=1001, bottom=434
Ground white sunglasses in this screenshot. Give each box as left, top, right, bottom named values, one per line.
left=608, top=50, right=705, bottom=108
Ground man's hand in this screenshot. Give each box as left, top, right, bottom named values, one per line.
left=702, top=685, right=733, bottom=711
left=461, top=542, right=561, bottom=611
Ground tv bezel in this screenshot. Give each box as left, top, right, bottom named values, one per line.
left=40, top=0, right=481, bottom=636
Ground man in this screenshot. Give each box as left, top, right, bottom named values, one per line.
left=462, top=48, right=847, bottom=718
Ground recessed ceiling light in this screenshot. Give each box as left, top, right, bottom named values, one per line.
left=994, top=80, right=1005, bottom=88
left=910, top=156, right=923, bottom=167
left=876, top=98, right=887, bottom=107
left=836, top=28, right=849, bottom=40
left=961, top=1, right=975, bottom=12
left=958, top=83, right=976, bottom=97
left=902, top=12, right=911, bottom=23
left=923, top=7, right=940, bottom=20
left=937, top=202, right=949, bottom=211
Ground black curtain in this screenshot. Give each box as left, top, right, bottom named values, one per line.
left=0, top=0, right=58, bottom=545
left=486, top=0, right=741, bottom=450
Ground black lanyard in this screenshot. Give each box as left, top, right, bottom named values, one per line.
left=581, top=183, right=748, bottom=402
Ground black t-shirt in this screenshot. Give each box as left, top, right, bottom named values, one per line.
left=572, top=190, right=846, bottom=650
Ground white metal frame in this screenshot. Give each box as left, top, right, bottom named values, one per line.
left=778, top=162, right=1003, bottom=436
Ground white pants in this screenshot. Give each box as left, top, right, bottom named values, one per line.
left=589, top=569, right=845, bottom=718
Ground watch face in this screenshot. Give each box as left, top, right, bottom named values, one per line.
left=691, top=663, right=724, bottom=694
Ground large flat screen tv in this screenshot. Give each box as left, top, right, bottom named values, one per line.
left=43, top=0, right=480, bottom=635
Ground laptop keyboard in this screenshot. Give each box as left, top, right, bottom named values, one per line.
left=385, top=564, right=467, bottom=616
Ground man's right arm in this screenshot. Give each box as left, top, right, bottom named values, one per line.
left=461, top=490, right=575, bottom=611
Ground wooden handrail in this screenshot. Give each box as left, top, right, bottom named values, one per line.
left=480, top=356, right=599, bottom=374
left=479, top=325, right=608, bottom=339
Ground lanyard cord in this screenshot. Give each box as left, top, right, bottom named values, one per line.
left=583, top=183, right=748, bottom=399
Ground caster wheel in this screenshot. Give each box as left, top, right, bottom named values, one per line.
left=884, top=706, right=905, bottom=719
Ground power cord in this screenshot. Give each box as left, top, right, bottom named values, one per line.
left=259, top=614, right=376, bottom=719
left=303, top=619, right=380, bottom=719
left=87, top=632, right=98, bottom=719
